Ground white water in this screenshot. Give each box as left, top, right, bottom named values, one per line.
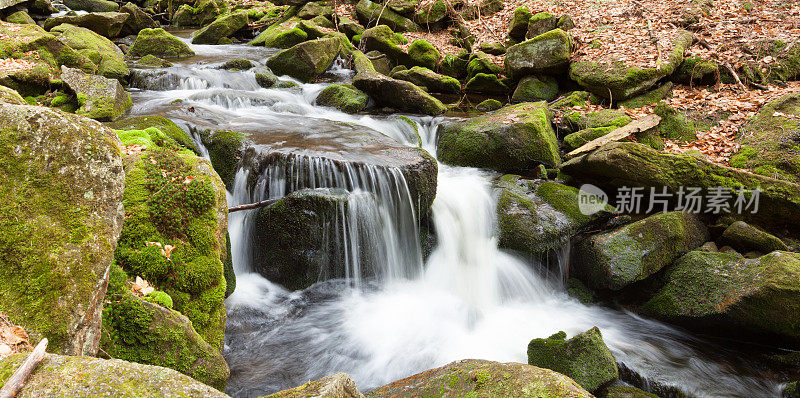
left=128, top=39, right=784, bottom=398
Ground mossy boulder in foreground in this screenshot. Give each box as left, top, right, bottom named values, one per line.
left=0, top=353, right=228, bottom=397
left=642, top=250, right=800, bottom=341
left=573, top=211, right=708, bottom=291
left=436, top=102, right=561, bottom=171
left=266, top=37, right=342, bottom=82
left=527, top=327, right=619, bottom=393
left=315, top=84, right=369, bottom=113
left=264, top=373, right=364, bottom=397
left=368, top=359, right=592, bottom=397
left=0, top=104, right=125, bottom=355
left=129, top=28, right=196, bottom=58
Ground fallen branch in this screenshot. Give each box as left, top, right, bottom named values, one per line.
left=567, top=114, right=662, bottom=157
left=0, top=338, right=47, bottom=398
left=722, top=62, right=747, bottom=90
left=228, top=198, right=281, bottom=213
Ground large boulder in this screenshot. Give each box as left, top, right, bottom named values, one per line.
left=573, top=211, right=708, bottom=290
left=265, top=373, right=363, bottom=398
left=391, top=66, right=461, bottom=94
left=0, top=104, right=125, bottom=355
left=525, top=12, right=557, bottom=39
left=527, top=328, right=619, bottom=393
left=5, top=10, right=35, bottom=24
left=407, top=39, right=440, bottom=69
left=129, top=28, right=196, bottom=58
left=642, top=250, right=800, bottom=341
left=730, top=93, right=800, bottom=183
left=50, top=23, right=130, bottom=81
left=315, top=83, right=369, bottom=113
left=369, top=359, right=593, bottom=397
left=106, top=115, right=198, bottom=153
left=355, top=0, right=420, bottom=32
left=505, top=29, right=572, bottom=79
left=61, top=66, right=132, bottom=121
left=497, top=176, right=615, bottom=256
left=560, top=142, right=800, bottom=231
left=249, top=19, right=307, bottom=48
left=44, top=12, right=129, bottom=38
left=266, top=37, right=342, bottom=82
left=512, top=75, right=559, bottom=102
left=63, top=0, right=119, bottom=12
left=173, top=0, right=229, bottom=27
left=569, top=31, right=692, bottom=100
left=361, top=25, right=412, bottom=66
left=119, top=2, right=159, bottom=36
left=0, top=353, right=228, bottom=397
left=191, top=10, right=248, bottom=44
left=436, top=102, right=561, bottom=171
left=719, top=221, right=788, bottom=254
left=507, top=6, right=531, bottom=42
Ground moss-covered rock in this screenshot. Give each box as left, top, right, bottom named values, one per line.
left=173, top=0, right=229, bottom=27
left=355, top=0, right=419, bottom=32
left=618, top=82, right=673, bottom=109
left=0, top=353, right=228, bottom=397
left=512, top=74, right=558, bottom=102
left=550, top=91, right=594, bottom=109
left=563, top=109, right=632, bottom=132
left=369, top=359, right=593, bottom=397
left=361, top=25, right=412, bottom=66
left=192, top=10, right=248, bottom=44
left=464, top=72, right=509, bottom=94
left=129, top=27, right=196, bottom=58
left=413, top=0, right=446, bottom=26
left=650, top=101, right=698, bottom=142
left=0, top=104, right=124, bottom=355
left=507, top=6, right=531, bottom=42
left=338, top=16, right=364, bottom=38
left=220, top=58, right=253, bottom=70
left=391, top=66, right=460, bottom=94
left=118, top=2, right=159, bottom=36
left=740, top=39, right=800, bottom=84
left=0, top=85, right=26, bottom=104
left=642, top=250, right=800, bottom=341
left=106, top=115, right=198, bottom=153
left=466, top=51, right=502, bottom=81
left=266, top=36, right=342, bottom=82
left=61, top=65, right=131, bottom=121
left=265, top=373, right=363, bottom=397
left=786, top=381, right=800, bottom=398
left=250, top=19, right=308, bottom=48
left=497, top=176, right=615, bottom=255
left=135, top=54, right=174, bottom=67
left=602, top=385, right=659, bottom=398
left=525, top=12, right=557, bottom=39
left=476, top=98, right=502, bottom=111
left=720, top=221, right=788, bottom=254
left=63, top=0, right=119, bottom=12
left=439, top=51, right=469, bottom=79
left=315, top=83, right=369, bottom=113
left=204, top=130, right=247, bottom=189
left=505, top=29, right=571, bottom=78
left=528, top=328, right=619, bottom=393
left=478, top=41, right=505, bottom=55
left=573, top=211, right=708, bottom=290
left=437, top=102, right=561, bottom=171
left=569, top=31, right=692, bottom=100
left=562, top=127, right=617, bottom=151
left=44, top=11, right=129, bottom=38
left=254, top=67, right=278, bottom=88
left=296, top=1, right=331, bottom=19
left=407, top=39, right=439, bottom=69
left=731, top=93, right=800, bottom=183
left=671, top=55, right=718, bottom=85
left=5, top=10, right=35, bottom=24
left=50, top=23, right=130, bottom=81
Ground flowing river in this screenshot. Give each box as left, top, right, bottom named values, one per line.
left=127, top=34, right=784, bottom=398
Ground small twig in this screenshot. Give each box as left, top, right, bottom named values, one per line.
left=722, top=62, right=747, bottom=90
left=228, top=198, right=281, bottom=213
left=692, top=35, right=712, bottom=49
left=367, top=54, right=387, bottom=60
left=0, top=338, right=47, bottom=398
left=749, top=82, right=768, bottom=90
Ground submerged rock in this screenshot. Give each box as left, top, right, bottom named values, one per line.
left=44, top=11, right=129, bottom=38
left=50, top=23, right=130, bottom=81
left=315, top=83, right=369, bottom=113
left=266, top=37, right=342, bottom=82
left=573, top=211, right=708, bottom=290
left=369, top=359, right=593, bottom=397
left=265, top=373, right=363, bottom=397
left=528, top=328, right=619, bottom=393
left=61, top=66, right=132, bottom=121
left=192, top=10, right=249, bottom=44
left=0, top=104, right=125, bottom=355
left=0, top=354, right=228, bottom=397
left=129, top=28, right=196, bottom=58
left=436, top=102, right=561, bottom=171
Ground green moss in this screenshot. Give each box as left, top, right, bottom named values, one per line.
left=50, top=23, right=129, bottom=81
left=512, top=75, right=558, bottom=102
left=205, top=130, right=246, bottom=189
left=143, top=290, right=174, bottom=308
left=107, top=115, right=199, bottom=154
left=652, top=102, right=699, bottom=142
left=464, top=73, right=509, bottom=94
left=220, top=58, right=254, bottom=70
left=315, top=84, right=369, bottom=113
left=249, top=18, right=308, bottom=48
left=476, top=99, right=502, bottom=111
left=408, top=39, right=440, bottom=69
left=129, top=28, right=196, bottom=58
left=192, top=10, right=249, bottom=45
left=564, top=109, right=632, bottom=131
left=563, top=126, right=616, bottom=151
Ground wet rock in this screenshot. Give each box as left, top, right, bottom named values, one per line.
left=254, top=67, right=278, bottom=88
left=63, top=0, right=119, bottom=12
left=315, top=83, right=369, bottom=113
left=567, top=278, right=594, bottom=304
left=391, top=66, right=460, bottom=94
left=408, top=39, right=440, bottom=68
left=204, top=130, right=247, bottom=189
left=512, top=75, right=558, bottom=102
left=476, top=98, right=502, bottom=111
left=436, top=102, right=561, bottom=171
left=0, top=353, right=228, bottom=397
left=61, top=65, right=132, bottom=121
left=507, top=6, right=531, bottom=42
left=192, top=10, right=248, bottom=44
left=220, top=58, right=254, bottom=70
left=369, top=359, right=592, bottom=397
left=50, top=23, right=130, bottom=81
left=119, top=2, right=159, bottom=36
left=129, top=28, right=196, bottom=58
left=573, top=211, right=708, bottom=291
left=497, top=176, right=615, bottom=255
left=5, top=10, right=35, bottom=24
left=173, top=0, right=229, bottom=27
left=0, top=104, right=124, bottom=355
left=355, top=0, right=419, bottom=32
left=528, top=327, right=619, bottom=393
left=720, top=220, right=788, bottom=254
left=265, top=373, right=363, bottom=397
left=361, top=25, right=412, bottom=66
left=505, top=29, right=571, bottom=79
left=642, top=250, right=800, bottom=341
left=266, top=37, right=342, bottom=82
left=569, top=31, right=692, bottom=100
left=525, top=11, right=557, bottom=39
left=730, top=93, right=800, bottom=183
left=560, top=142, right=800, bottom=231
left=249, top=19, right=308, bottom=48
left=135, top=54, right=174, bottom=67
left=602, top=385, right=659, bottom=398
left=464, top=73, right=509, bottom=94
left=106, top=115, right=197, bottom=152
left=44, top=12, right=129, bottom=38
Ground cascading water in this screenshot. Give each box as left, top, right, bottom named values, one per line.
left=129, top=37, right=785, bottom=398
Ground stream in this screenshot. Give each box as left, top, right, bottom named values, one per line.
left=126, top=34, right=784, bottom=398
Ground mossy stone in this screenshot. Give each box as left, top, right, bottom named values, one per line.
left=525, top=12, right=556, bottom=39
left=119, top=2, right=159, bottom=36
left=129, top=28, right=196, bottom=58
left=464, top=72, right=509, bottom=94
left=391, top=66, right=460, bottom=94
left=466, top=51, right=502, bottom=80
left=254, top=67, right=279, bottom=88
left=43, top=11, right=129, bottom=38
left=204, top=130, right=247, bottom=189
left=507, top=6, right=531, bottom=42
left=512, top=75, right=558, bottom=102
left=563, top=109, right=632, bottom=132
left=413, top=0, right=446, bottom=25
left=672, top=55, right=718, bottom=85
left=315, top=83, right=369, bottom=113
left=61, top=66, right=132, bottom=121
left=0, top=86, right=26, bottom=104
left=220, top=58, right=254, bottom=70
left=50, top=23, right=129, bottom=81
left=407, top=39, right=439, bottom=69
left=550, top=91, right=592, bottom=109
left=173, top=0, right=229, bottom=27
left=505, top=28, right=571, bottom=78
left=106, top=115, right=198, bottom=153
left=478, top=41, right=505, bottom=55
left=5, top=10, right=35, bottom=24
left=191, top=10, right=249, bottom=45
left=296, top=1, right=332, bottom=19
left=135, top=54, right=173, bottom=67
left=63, top=0, right=119, bottom=12
left=266, top=373, right=363, bottom=397
left=249, top=19, right=308, bottom=48
left=354, top=0, right=420, bottom=32
left=618, top=82, right=673, bottom=109
left=439, top=52, right=469, bottom=79
left=476, top=98, right=502, bottom=111
left=266, top=37, right=342, bottom=82
left=720, top=221, right=788, bottom=253
left=563, top=127, right=617, bottom=151
left=361, top=25, right=412, bottom=66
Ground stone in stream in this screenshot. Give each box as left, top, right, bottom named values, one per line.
left=505, top=29, right=572, bottom=79
left=641, top=250, right=800, bottom=342
left=118, top=2, right=159, bottom=36
left=44, top=12, right=129, bottom=38
left=496, top=175, right=615, bottom=256
left=569, top=31, right=692, bottom=100
left=315, top=83, right=370, bottom=113
left=50, top=23, right=130, bottom=81
left=61, top=65, right=132, bottom=121
left=391, top=66, right=461, bottom=94
left=560, top=142, right=800, bottom=231
left=264, top=373, right=364, bottom=397
left=266, top=37, right=342, bottom=82
left=527, top=328, right=619, bottom=394
left=0, top=104, right=125, bottom=355
left=602, top=385, right=659, bottom=398
left=573, top=211, right=708, bottom=291
left=436, top=102, right=561, bottom=172
left=129, top=27, right=196, bottom=58
left=0, top=353, right=228, bottom=397
left=192, top=10, right=249, bottom=44
left=355, top=0, right=420, bottom=32
left=63, top=0, right=119, bottom=12
left=173, top=0, right=229, bottom=27
left=368, top=359, right=593, bottom=397
left=135, top=54, right=174, bottom=67
left=249, top=18, right=308, bottom=48
left=719, top=220, right=788, bottom=254
left=361, top=25, right=412, bottom=67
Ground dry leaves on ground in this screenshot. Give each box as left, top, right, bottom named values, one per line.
left=0, top=313, right=32, bottom=359
left=132, top=276, right=156, bottom=297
